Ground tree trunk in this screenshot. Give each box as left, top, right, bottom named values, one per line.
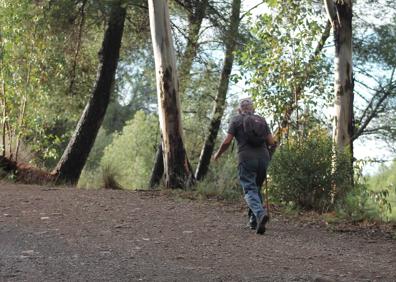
left=194, top=0, right=241, bottom=180
left=325, top=0, right=354, bottom=187
left=53, top=4, right=126, bottom=185
left=331, top=2, right=354, bottom=153
left=148, top=0, right=194, bottom=189
left=148, top=0, right=208, bottom=188
left=148, top=143, right=164, bottom=188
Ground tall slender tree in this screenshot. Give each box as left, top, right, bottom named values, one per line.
left=149, top=0, right=209, bottom=188
left=324, top=0, right=354, bottom=191
left=194, top=0, right=241, bottom=180
left=53, top=3, right=126, bottom=185
left=148, top=0, right=194, bottom=188
left=324, top=0, right=354, bottom=154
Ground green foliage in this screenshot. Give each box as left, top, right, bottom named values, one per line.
left=368, top=189, right=392, bottom=218
left=0, top=0, right=103, bottom=165
left=101, top=100, right=134, bottom=133
left=237, top=0, right=332, bottom=122
left=337, top=171, right=393, bottom=222
left=101, top=164, right=124, bottom=190
left=84, top=127, right=114, bottom=171
left=182, top=62, right=221, bottom=166
left=116, top=46, right=157, bottom=120
left=98, top=111, right=159, bottom=189
left=367, top=160, right=396, bottom=220
left=195, top=152, right=241, bottom=201
left=78, top=169, right=102, bottom=189
left=268, top=130, right=351, bottom=212
left=0, top=167, right=6, bottom=179
left=354, top=8, right=396, bottom=68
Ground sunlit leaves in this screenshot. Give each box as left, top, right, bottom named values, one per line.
left=0, top=0, right=102, bottom=165
left=237, top=0, right=331, bottom=126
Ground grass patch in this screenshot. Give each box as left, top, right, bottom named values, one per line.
left=367, top=161, right=396, bottom=221
left=369, top=185, right=396, bottom=221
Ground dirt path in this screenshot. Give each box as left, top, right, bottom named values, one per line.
left=0, top=183, right=395, bottom=282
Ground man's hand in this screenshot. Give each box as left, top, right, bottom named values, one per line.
left=212, top=133, right=234, bottom=162
left=213, top=152, right=220, bottom=161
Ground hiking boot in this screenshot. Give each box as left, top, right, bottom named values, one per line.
left=247, top=208, right=257, bottom=229
left=249, top=215, right=257, bottom=230
left=256, top=213, right=269, bottom=235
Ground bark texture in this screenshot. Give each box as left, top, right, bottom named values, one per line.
left=325, top=0, right=354, bottom=153
left=194, top=0, right=241, bottom=180
left=325, top=0, right=354, bottom=189
left=149, top=0, right=194, bottom=189
left=149, top=0, right=208, bottom=188
left=53, top=4, right=126, bottom=185
left=148, top=143, right=164, bottom=188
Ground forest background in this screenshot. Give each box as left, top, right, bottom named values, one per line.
left=0, top=0, right=395, bottom=222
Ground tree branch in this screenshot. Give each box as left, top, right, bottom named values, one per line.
left=273, top=20, right=331, bottom=137
left=240, top=1, right=265, bottom=21
left=352, top=68, right=396, bottom=141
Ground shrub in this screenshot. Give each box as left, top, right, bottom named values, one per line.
left=338, top=160, right=396, bottom=222
left=336, top=165, right=393, bottom=222
left=368, top=160, right=396, bottom=220
left=78, top=169, right=102, bottom=189
left=0, top=167, right=7, bottom=180
left=101, top=165, right=124, bottom=190
left=196, top=152, right=242, bottom=201
left=99, top=111, right=159, bottom=189
left=268, top=130, right=351, bottom=212
left=84, top=128, right=114, bottom=171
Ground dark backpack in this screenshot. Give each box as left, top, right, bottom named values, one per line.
left=242, top=114, right=268, bottom=147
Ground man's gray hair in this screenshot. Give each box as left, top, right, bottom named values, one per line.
left=239, top=98, right=254, bottom=114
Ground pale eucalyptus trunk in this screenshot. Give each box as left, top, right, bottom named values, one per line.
left=195, top=0, right=241, bottom=180
left=325, top=0, right=354, bottom=152
left=148, top=0, right=194, bottom=188
left=324, top=0, right=354, bottom=189
left=149, top=0, right=208, bottom=188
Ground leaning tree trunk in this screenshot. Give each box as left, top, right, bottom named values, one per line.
left=148, top=0, right=194, bottom=189
left=149, top=0, right=208, bottom=188
left=324, top=0, right=354, bottom=187
left=53, top=4, right=126, bottom=185
left=195, top=0, right=241, bottom=180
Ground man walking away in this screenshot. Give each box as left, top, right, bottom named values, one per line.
left=213, top=98, right=275, bottom=234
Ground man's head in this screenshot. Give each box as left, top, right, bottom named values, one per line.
left=238, top=98, right=254, bottom=114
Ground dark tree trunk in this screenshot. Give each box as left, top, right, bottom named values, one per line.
left=194, top=0, right=241, bottom=181
left=53, top=4, right=126, bottom=185
left=149, top=143, right=164, bottom=188
left=148, top=0, right=208, bottom=187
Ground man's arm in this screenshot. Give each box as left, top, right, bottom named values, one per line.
left=266, top=133, right=278, bottom=160
left=266, top=134, right=275, bottom=145
left=213, top=133, right=234, bottom=161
